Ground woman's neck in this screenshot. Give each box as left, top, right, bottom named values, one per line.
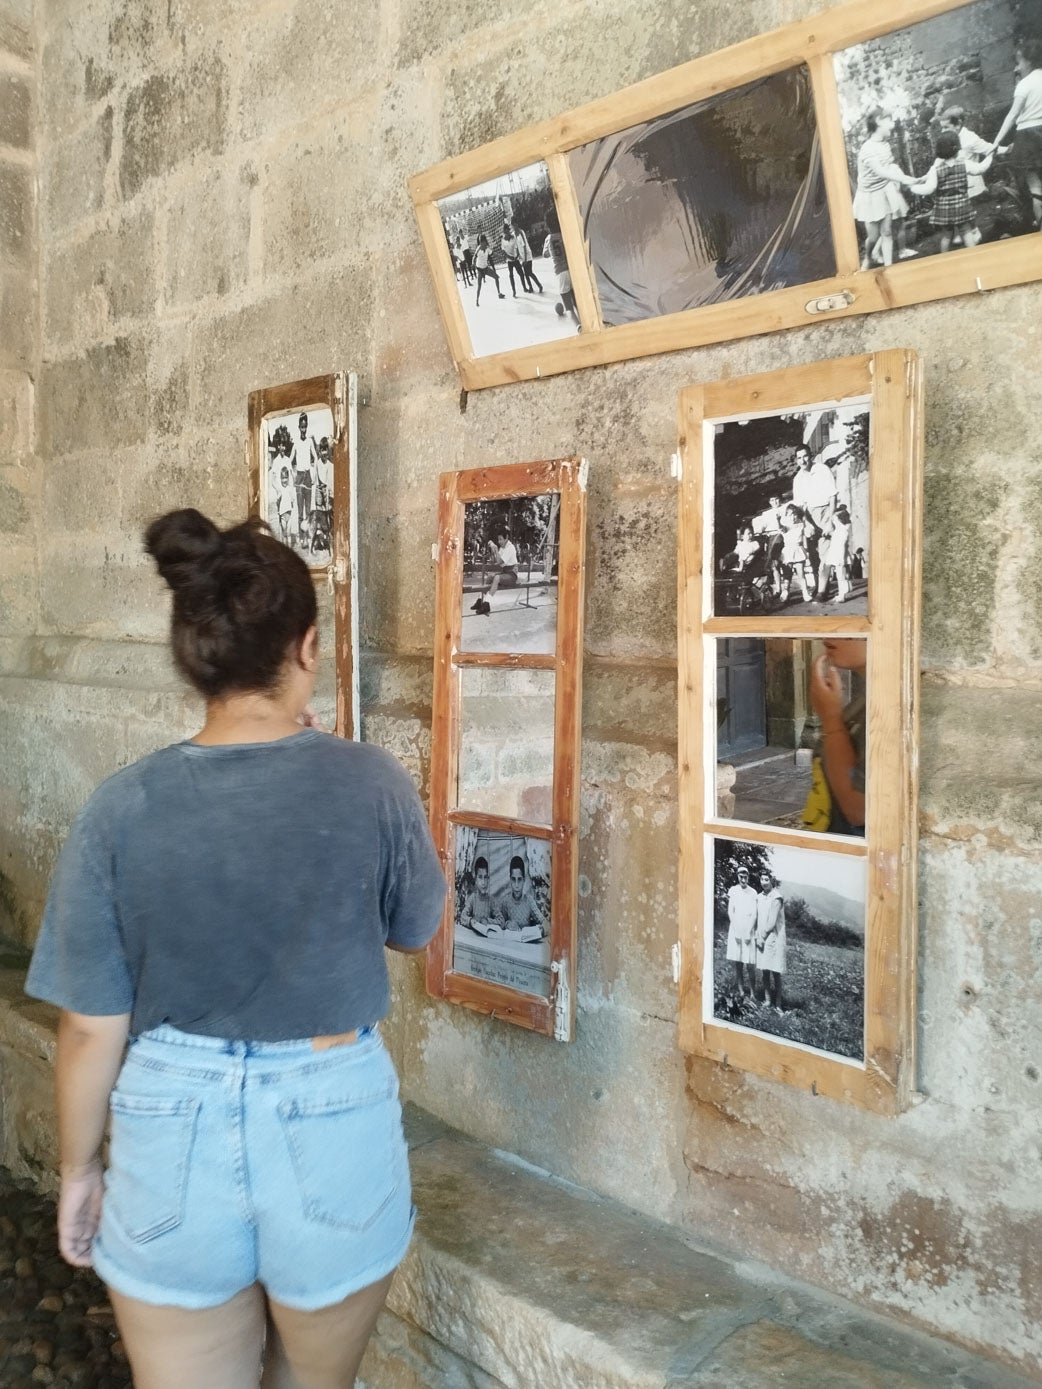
left=191, top=692, right=306, bottom=746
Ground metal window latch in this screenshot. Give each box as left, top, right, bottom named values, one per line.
left=551, top=958, right=572, bottom=1042
left=431, top=542, right=439, bottom=563
left=805, top=290, right=856, bottom=314
left=669, top=451, right=682, bottom=480
left=671, top=942, right=682, bottom=985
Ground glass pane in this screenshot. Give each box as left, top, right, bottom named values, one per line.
left=259, top=405, right=335, bottom=567
left=708, top=833, right=866, bottom=1061
left=714, top=637, right=867, bottom=838
left=835, top=1, right=1037, bottom=267
left=452, top=827, right=552, bottom=998
left=457, top=667, right=555, bottom=823
left=436, top=160, right=582, bottom=358
left=460, top=494, right=559, bottom=655
left=568, top=66, right=834, bottom=327
left=709, top=397, right=870, bottom=618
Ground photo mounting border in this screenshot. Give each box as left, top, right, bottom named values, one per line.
left=427, top=458, right=587, bottom=1040
left=247, top=372, right=359, bottom=739
left=410, top=0, right=1042, bottom=391
left=676, top=350, right=923, bottom=1114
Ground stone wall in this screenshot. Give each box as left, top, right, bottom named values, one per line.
left=2, top=0, right=1041, bottom=1376
left=0, top=0, right=38, bottom=942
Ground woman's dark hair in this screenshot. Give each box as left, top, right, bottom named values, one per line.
left=936, top=129, right=961, bottom=159
left=1017, top=36, right=1042, bottom=70
left=865, top=110, right=888, bottom=135
left=144, top=509, right=317, bottom=699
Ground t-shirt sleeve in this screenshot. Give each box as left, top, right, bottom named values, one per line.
left=382, top=780, right=447, bottom=951
left=25, top=807, right=134, bottom=1016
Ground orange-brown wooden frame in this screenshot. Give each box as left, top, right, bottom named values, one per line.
left=427, top=459, right=587, bottom=1040
left=247, top=373, right=359, bottom=739
left=410, top=0, right=1041, bottom=391
left=677, top=350, right=924, bottom=1113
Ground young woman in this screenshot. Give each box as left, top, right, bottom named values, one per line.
left=26, top=509, right=446, bottom=1389
left=754, top=872, right=786, bottom=1012
left=989, top=37, right=1042, bottom=230
left=851, top=111, right=916, bottom=268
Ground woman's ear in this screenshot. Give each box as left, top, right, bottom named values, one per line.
left=299, top=625, right=319, bottom=672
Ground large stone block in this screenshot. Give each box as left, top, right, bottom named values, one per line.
left=584, top=482, right=677, bottom=660
left=41, top=105, right=113, bottom=236
left=396, top=0, right=521, bottom=69
left=38, top=336, right=149, bottom=457
left=359, top=1309, right=508, bottom=1389
left=0, top=367, right=33, bottom=456
left=120, top=53, right=228, bottom=199
left=236, top=0, right=383, bottom=144
left=261, top=108, right=378, bottom=279
left=145, top=320, right=191, bottom=439
left=162, top=163, right=252, bottom=306
left=0, top=7, right=31, bottom=61
left=42, top=203, right=155, bottom=349
left=0, top=157, right=32, bottom=265
left=0, top=266, right=34, bottom=372
left=38, top=537, right=168, bottom=640
left=0, top=532, right=37, bottom=634
left=190, top=267, right=373, bottom=426
left=0, top=69, right=31, bottom=150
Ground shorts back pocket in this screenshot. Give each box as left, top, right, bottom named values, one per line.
left=106, top=1095, right=202, bottom=1244
left=278, top=1087, right=404, bottom=1231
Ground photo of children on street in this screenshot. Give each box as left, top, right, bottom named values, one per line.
left=835, top=1, right=1042, bottom=266
left=709, top=836, right=866, bottom=1061
left=438, top=162, right=582, bottom=357
left=460, top=493, right=560, bottom=655
left=452, top=828, right=552, bottom=998
left=710, top=400, right=870, bottom=618
left=260, top=406, right=335, bottom=568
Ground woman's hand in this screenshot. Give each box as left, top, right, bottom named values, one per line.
left=58, top=1159, right=104, bottom=1267
left=809, top=653, right=846, bottom=722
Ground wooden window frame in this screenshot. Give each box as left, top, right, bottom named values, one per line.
left=427, top=459, right=587, bottom=1041
left=676, top=350, right=924, bottom=1113
left=247, top=372, right=359, bottom=739
left=410, top=0, right=1041, bottom=391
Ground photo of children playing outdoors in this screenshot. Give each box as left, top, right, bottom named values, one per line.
left=710, top=400, right=870, bottom=618
left=438, top=162, right=582, bottom=357
left=261, top=406, right=335, bottom=568
left=460, top=493, right=560, bottom=655
left=835, top=0, right=1042, bottom=266
left=709, top=836, right=866, bottom=1061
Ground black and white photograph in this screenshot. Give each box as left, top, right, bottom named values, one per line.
left=707, top=835, right=866, bottom=1061
left=709, top=398, right=870, bottom=617
left=460, top=493, right=560, bottom=655
left=437, top=162, right=582, bottom=357
left=567, top=66, right=835, bottom=326
left=715, top=638, right=867, bottom=837
left=260, top=406, right=336, bottom=567
left=835, top=1, right=1042, bottom=268
left=452, top=828, right=552, bottom=997
left=458, top=668, right=555, bottom=823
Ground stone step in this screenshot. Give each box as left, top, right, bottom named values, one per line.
left=367, top=1105, right=1040, bottom=1389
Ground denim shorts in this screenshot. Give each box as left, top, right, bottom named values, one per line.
left=92, top=1024, right=414, bottom=1310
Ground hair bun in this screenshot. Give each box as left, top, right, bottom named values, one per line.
left=145, top=508, right=223, bottom=593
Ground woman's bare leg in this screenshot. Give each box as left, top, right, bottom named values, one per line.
left=108, top=1284, right=266, bottom=1389
left=260, top=1272, right=395, bottom=1389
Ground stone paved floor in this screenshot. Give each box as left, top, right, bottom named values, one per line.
left=0, top=1167, right=130, bottom=1389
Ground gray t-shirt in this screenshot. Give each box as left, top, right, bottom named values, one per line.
left=26, top=731, right=446, bottom=1040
